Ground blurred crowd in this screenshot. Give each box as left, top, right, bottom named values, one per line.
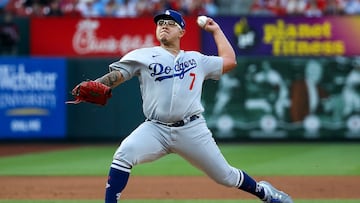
left=1, top=0, right=360, bottom=18
left=250, top=0, right=360, bottom=17
left=0, top=0, right=219, bottom=18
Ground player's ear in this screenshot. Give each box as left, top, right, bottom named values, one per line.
left=179, top=29, right=185, bottom=38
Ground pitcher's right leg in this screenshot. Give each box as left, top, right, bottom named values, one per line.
left=105, top=160, right=131, bottom=203
left=105, top=121, right=169, bottom=202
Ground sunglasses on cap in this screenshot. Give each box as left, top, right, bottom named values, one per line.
left=157, top=19, right=182, bottom=29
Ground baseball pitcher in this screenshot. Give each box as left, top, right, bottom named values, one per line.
left=68, top=9, right=293, bottom=203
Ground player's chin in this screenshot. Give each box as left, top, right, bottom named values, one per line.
left=159, top=37, right=169, bottom=45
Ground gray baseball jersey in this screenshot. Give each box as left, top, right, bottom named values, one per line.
left=109, top=46, right=222, bottom=122
left=109, top=46, right=241, bottom=188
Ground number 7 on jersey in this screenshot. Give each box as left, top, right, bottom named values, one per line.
left=189, top=73, right=196, bottom=90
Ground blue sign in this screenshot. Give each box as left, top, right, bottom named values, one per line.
left=0, top=57, right=66, bottom=139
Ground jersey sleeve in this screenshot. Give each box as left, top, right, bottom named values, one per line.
left=201, top=54, right=223, bottom=80
left=108, top=49, right=143, bottom=81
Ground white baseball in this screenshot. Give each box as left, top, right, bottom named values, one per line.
left=197, top=15, right=208, bottom=28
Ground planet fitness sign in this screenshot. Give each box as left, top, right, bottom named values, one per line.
left=202, top=16, right=360, bottom=56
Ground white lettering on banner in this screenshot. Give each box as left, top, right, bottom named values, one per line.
left=10, top=119, right=41, bottom=132
left=0, top=64, right=58, bottom=109
left=0, top=93, right=56, bottom=108
left=0, top=64, right=57, bottom=91
left=72, top=20, right=156, bottom=55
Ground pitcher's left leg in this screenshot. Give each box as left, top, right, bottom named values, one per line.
left=172, top=120, right=268, bottom=201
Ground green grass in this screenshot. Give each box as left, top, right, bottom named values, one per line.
left=0, top=143, right=359, bottom=203
left=0, top=145, right=112, bottom=176
left=0, top=143, right=359, bottom=176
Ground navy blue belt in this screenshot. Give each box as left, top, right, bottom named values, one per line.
left=147, top=115, right=199, bottom=127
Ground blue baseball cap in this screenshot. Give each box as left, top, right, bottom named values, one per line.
left=154, top=9, right=185, bottom=29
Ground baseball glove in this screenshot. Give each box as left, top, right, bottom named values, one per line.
left=66, top=80, right=112, bottom=106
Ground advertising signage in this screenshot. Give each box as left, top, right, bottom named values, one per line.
left=202, top=57, right=360, bottom=139
left=30, top=17, right=200, bottom=57
left=202, top=16, right=360, bottom=56
left=0, top=58, right=67, bottom=139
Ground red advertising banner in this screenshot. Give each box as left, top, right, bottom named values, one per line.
left=31, top=17, right=200, bottom=57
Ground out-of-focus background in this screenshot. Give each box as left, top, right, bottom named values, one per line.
left=0, top=1, right=360, bottom=203
left=0, top=0, right=359, bottom=142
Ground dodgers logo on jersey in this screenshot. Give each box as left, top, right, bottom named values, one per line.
left=149, top=59, right=197, bottom=81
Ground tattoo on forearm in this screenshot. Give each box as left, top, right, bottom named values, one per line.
left=106, top=72, right=118, bottom=86
left=96, top=71, right=123, bottom=87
